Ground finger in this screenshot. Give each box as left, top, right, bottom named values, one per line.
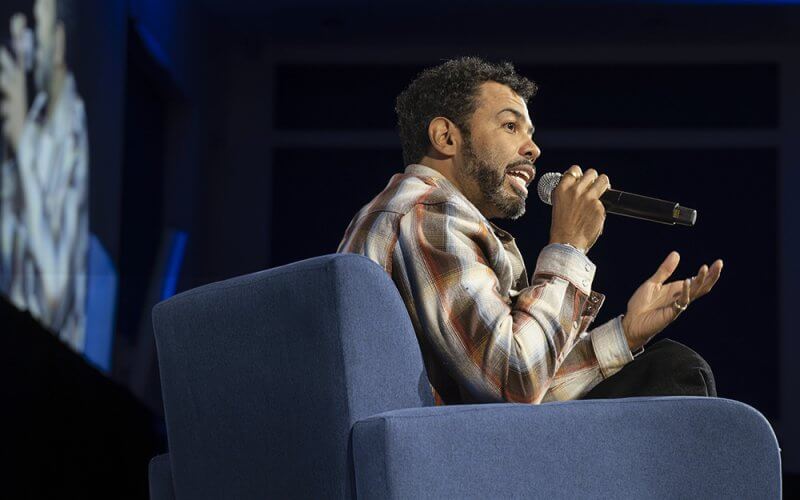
left=587, top=173, right=611, bottom=199
left=669, top=279, right=691, bottom=317
left=11, top=14, right=27, bottom=40
left=650, top=251, right=680, bottom=285
left=0, top=47, right=14, bottom=73
left=560, top=165, right=583, bottom=187
left=690, top=264, right=708, bottom=300
left=0, top=72, right=11, bottom=95
left=696, top=259, right=723, bottom=298
left=10, top=15, right=27, bottom=64
left=694, top=262, right=715, bottom=298
left=680, top=278, right=691, bottom=308
left=577, top=168, right=599, bottom=192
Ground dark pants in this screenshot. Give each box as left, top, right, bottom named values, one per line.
left=581, top=338, right=717, bottom=399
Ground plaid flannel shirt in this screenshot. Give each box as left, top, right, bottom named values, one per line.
left=338, top=164, right=634, bottom=404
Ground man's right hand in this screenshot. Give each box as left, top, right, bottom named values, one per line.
left=548, top=165, right=610, bottom=253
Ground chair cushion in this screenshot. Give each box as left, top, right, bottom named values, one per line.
left=352, top=397, right=781, bottom=499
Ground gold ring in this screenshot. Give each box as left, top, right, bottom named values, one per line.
left=673, top=300, right=688, bottom=312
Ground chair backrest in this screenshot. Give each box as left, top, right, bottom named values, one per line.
left=153, top=253, right=433, bottom=499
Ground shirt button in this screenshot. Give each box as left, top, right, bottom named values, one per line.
left=584, top=264, right=591, bottom=272
left=590, top=295, right=599, bottom=303
left=581, top=279, right=589, bottom=288
left=572, top=321, right=579, bottom=329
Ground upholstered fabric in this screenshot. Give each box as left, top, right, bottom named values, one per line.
left=148, top=454, right=174, bottom=500
left=352, top=397, right=781, bottom=499
left=151, top=254, right=781, bottom=499
left=152, top=254, right=432, bottom=499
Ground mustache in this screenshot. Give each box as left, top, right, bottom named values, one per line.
left=505, top=159, right=536, bottom=171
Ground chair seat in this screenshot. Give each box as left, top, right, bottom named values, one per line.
left=352, top=397, right=782, bottom=499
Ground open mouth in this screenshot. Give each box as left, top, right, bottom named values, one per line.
left=506, top=165, right=535, bottom=195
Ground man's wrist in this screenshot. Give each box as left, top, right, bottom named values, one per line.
left=591, top=316, right=635, bottom=378
left=621, top=314, right=646, bottom=357
left=549, top=240, right=587, bottom=254
left=562, top=242, right=587, bottom=255
left=536, top=243, right=596, bottom=296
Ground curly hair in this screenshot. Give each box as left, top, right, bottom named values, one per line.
left=395, top=57, right=538, bottom=166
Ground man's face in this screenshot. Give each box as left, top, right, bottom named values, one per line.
left=456, top=81, right=540, bottom=220
left=34, top=0, right=56, bottom=91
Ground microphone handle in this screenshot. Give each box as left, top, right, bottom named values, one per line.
left=600, top=189, right=697, bottom=226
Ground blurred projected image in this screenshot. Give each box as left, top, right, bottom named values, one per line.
left=0, top=0, right=88, bottom=351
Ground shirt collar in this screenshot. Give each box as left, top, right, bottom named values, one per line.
left=404, top=164, right=515, bottom=242
left=404, top=164, right=448, bottom=181
left=404, top=164, right=468, bottom=202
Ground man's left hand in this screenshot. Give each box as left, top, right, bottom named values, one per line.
left=621, top=251, right=723, bottom=351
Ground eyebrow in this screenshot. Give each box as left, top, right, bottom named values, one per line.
left=496, top=108, right=535, bottom=136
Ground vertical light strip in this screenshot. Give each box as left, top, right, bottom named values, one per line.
left=161, top=231, right=188, bottom=300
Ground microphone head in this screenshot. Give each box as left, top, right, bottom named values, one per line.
left=537, top=172, right=562, bottom=206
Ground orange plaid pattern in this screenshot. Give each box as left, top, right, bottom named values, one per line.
left=339, top=165, right=633, bottom=404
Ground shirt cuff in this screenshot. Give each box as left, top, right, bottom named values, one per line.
left=534, top=243, right=596, bottom=296
left=591, top=315, right=634, bottom=379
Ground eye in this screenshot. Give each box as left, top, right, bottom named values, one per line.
left=504, top=122, right=517, bottom=132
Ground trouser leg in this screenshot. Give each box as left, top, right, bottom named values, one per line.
left=581, top=338, right=717, bottom=400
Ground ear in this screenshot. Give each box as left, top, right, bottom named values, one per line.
left=54, top=22, right=66, bottom=66
left=427, top=117, right=461, bottom=158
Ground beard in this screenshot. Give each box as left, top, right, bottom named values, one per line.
left=460, top=136, right=527, bottom=220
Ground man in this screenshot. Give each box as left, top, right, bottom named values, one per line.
left=338, top=57, right=722, bottom=405
left=0, top=0, right=89, bottom=351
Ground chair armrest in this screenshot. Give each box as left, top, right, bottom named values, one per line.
left=352, top=397, right=781, bottom=499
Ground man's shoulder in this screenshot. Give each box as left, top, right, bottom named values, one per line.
left=360, top=171, right=474, bottom=219
left=339, top=170, right=481, bottom=253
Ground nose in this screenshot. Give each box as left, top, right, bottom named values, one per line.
left=520, top=138, right=541, bottom=163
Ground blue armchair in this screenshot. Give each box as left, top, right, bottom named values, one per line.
left=149, top=253, right=781, bottom=499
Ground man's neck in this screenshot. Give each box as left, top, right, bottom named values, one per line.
left=417, top=156, right=465, bottom=193
left=415, top=156, right=498, bottom=219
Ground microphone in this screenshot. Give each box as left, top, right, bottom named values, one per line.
left=536, top=172, right=697, bottom=227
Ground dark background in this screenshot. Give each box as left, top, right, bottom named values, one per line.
left=1, top=0, right=798, bottom=496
